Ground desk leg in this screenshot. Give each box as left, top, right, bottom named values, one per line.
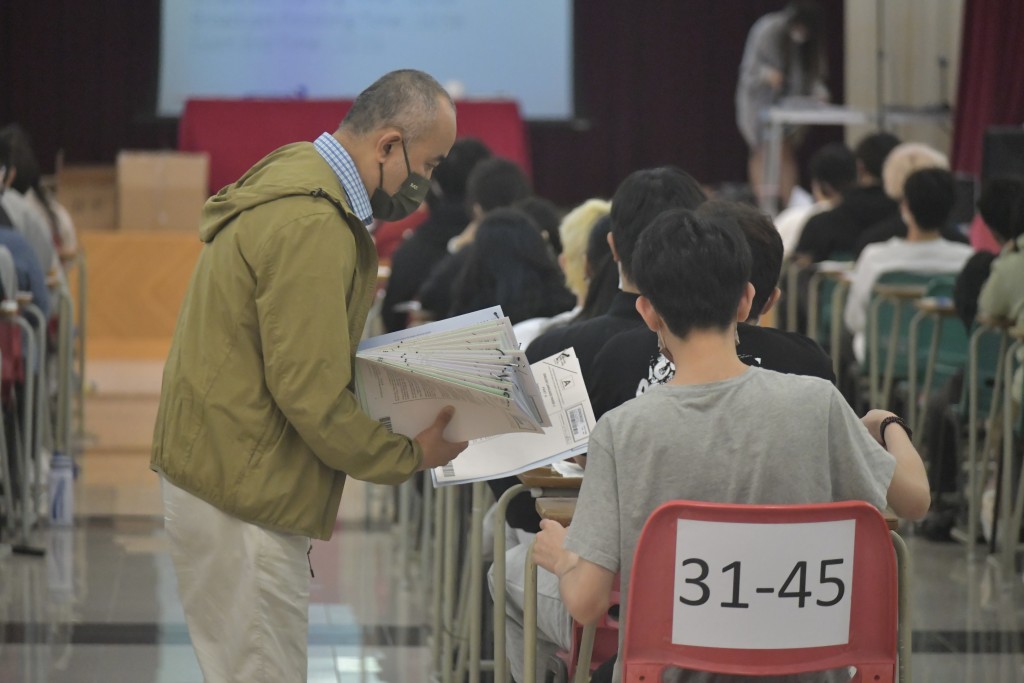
left=493, top=484, right=528, bottom=683
left=881, top=302, right=902, bottom=412
left=892, top=531, right=911, bottom=683
left=907, top=310, right=923, bottom=442
left=831, top=282, right=848, bottom=385
left=431, top=482, right=444, bottom=674
left=575, top=622, right=597, bottom=683
left=467, top=482, right=487, bottom=683
left=1000, top=341, right=1023, bottom=576
left=761, top=119, right=783, bottom=215
left=441, top=486, right=459, bottom=683
left=916, top=314, right=942, bottom=439
left=523, top=541, right=539, bottom=683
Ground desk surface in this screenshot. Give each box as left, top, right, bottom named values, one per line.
left=872, top=283, right=927, bottom=300
left=517, top=466, right=583, bottom=490
left=536, top=496, right=900, bottom=532
left=914, top=297, right=957, bottom=316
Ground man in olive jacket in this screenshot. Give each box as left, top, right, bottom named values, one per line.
left=152, top=70, right=466, bottom=683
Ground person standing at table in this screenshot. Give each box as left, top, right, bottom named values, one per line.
left=151, top=69, right=468, bottom=683
left=736, top=0, right=829, bottom=206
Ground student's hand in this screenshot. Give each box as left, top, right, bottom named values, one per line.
left=415, top=406, right=469, bottom=471
left=763, top=66, right=784, bottom=90
left=861, top=409, right=898, bottom=447
left=534, top=519, right=578, bottom=578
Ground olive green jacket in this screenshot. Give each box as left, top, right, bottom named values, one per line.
left=151, top=142, right=422, bottom=540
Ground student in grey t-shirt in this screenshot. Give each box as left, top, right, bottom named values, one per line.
left=531, top=207, right=931, bottom=683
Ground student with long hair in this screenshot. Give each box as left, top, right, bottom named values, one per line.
left=450, top=208, right=575, bottom=324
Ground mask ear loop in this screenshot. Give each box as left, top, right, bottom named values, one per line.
left=399, top=138, right=413, bottom=174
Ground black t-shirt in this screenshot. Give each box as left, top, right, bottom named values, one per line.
left=488, top=291, right=643, bottom=531
left=796, top=185, right=898, bottom=261
left=589, top=322, right=836, bottom=420
left=525, top=291, right=643, bottom=387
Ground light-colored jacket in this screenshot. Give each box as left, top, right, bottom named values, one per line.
left=151, top=142, right=421, bottom=540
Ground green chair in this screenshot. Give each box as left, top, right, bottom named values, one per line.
left=866, top=271, right=949, bottom=410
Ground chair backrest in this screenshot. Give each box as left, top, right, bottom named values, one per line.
left=866, top=270, right=947, bottom=380
left=0, top=246, right=16, bottom=304
left=621, top=500, right=897, bottom=682
left=922, top=276, right=970, bottom=385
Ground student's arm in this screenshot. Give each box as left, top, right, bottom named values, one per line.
left=533, top=519, right=616, bottom=625
left=861, top=409, right=931, bottom=521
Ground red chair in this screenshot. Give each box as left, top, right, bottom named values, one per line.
left=546, top=579, right=620, bottom=683
left=621, top=501, right=910, bottom=683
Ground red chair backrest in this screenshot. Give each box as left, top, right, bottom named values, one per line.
left=0, top=320, right=25, bottom=387
left=621, top=501, right=897, bottom=682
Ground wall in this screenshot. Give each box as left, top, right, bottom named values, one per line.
left=1, top=0, right=845, bottom=206
left=844, top=0, right=964, bottom=153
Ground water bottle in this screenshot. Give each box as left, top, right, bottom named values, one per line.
left=49, top=453, right=74, bottom=526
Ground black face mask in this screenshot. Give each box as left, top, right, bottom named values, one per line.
left=369, top=140, right=430, bottom=221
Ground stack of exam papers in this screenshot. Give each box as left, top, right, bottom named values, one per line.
left=355, top=307, right=597, bottom=487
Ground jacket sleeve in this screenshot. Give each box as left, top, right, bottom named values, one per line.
left=253, top=211, right=423, bottom=483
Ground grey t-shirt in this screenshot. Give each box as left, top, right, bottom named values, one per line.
left=563, top=367, right=895, bottom=683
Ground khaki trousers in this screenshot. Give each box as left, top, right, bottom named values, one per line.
left=162, top=478, right=311, bottom=683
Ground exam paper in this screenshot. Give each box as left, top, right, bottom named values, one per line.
left=431, top=348, right=596, bottom=486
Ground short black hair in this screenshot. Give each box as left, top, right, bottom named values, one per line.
left=429, top=138, right=491, bottom=206
left=904, top=168, right=956, bottom=231
left=697, top=201, right=782, bottom=320
left=610, top=167, right=706, bottom=280
left=809, top=142, right=856, bottom=195
left=465, top=157, right=532, bottom=214
left=977, top=176, right=1024, bottom=244
left=632, top=208, right=752, bottom=339
left=855, top=132, right=901, bottom=180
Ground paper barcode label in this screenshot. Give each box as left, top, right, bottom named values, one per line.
left=567, top=404, right=588, bottom=441
left=380, top=416, right=393, bottom=433
left=442, top=462, right=456, bottom=479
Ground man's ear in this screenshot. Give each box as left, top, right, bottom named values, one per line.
left=557, top=252, right=567, bottom=273
left=736, top=282, right=756, bottom=323
left=759, top=286, right=782, bottom=319
left=636, top=295, right=663, bottom=333
left=374, top=129, right=403, bottom=164
left=606, top=231, right=620, bottom=263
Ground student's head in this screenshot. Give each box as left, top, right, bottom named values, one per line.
left=452, top=208, right=573, bottom=323
left=557, top=198, right=612, bottom=299
left=882, top=142, right=949, bottom=201
left=808, top=143, right=856, bottom=200
left=609, top=167, right=706, bottom=284
left=464, top=157, right=532, bottom=218
left=697, top=201, right=783, bottom=323
left=632, top=208, right=753, bottom=340
left=782, top=1, right=827, bottom=83
left=0, top=125, right=41, bottom=194
left=426, top=137, right=491, bottom=209
left=854, top=132, right=901, bottom=183
left=513, top=196, right=564, bottom=254
left=0, top=134, right=11, bottom=189
left=902, top=168, right=956, bottom=232
left=976, top=176, right=1024, bottom=247
left=336, top=70, right=456, bottom=220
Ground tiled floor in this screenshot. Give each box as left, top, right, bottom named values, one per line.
left=2, top=360, right=1024, bottom=681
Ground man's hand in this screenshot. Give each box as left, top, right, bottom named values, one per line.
left=415, top=406, right=469, bottom=471
left=861, top=409, right=897, bottom=447
left=533, top=519, right=578, bottom=578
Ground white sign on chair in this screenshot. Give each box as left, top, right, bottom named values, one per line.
left=672, top=520, right=856, bottom=650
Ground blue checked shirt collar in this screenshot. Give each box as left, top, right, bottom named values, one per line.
left=313, top=132, right=373, bottom=226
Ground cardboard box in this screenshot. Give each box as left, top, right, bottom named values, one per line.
left=55, top=165, right=118, bottom=231
left=117, top=151, right=210, bottom=231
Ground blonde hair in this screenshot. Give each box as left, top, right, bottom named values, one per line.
left=558, top=199, right=612, bottom=298
left=882, top=143, right=949, bottom=200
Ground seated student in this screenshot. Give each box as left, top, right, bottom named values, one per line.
left=525, top=167, right=706, bottom=375
left=530, top=208, right=931, bottom=683
left=844, top=168, right=974, bottom=363
left=449, top=208, right=575, bottom=324
left=775, top=142, right=856, bottom=258
left=514, top=199, right=611, bottom=347
left=416, top=157, right=531, bottom=320
left=0, top=138, right=50, bottom=315
left=796, top=132, right=901, bottom=262
left=488, top=168, right=706, bottom=536
left=0, top=130, right=57, bottom=279
left=382, top=138, right=491, bottom=331
left=513, top=195, right=565, bottom=256
left=853, top=142, right=956, bottom=257
left=590, top=199, right=834, bottom=421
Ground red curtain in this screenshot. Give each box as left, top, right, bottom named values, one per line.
left=951, top=0, right=1024, bottom=175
